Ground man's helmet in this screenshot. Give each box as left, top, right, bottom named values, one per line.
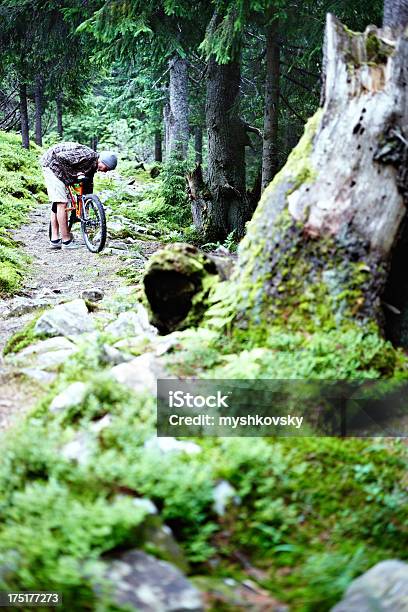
left=99, top=151, right=118, bottom=170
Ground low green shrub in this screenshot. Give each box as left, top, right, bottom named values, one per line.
left=0, top=131, right=47, bottom=295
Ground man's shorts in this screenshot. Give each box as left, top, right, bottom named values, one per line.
left=42, top=167, right=68, bottom=204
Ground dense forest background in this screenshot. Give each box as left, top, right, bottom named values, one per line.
left=0, top=0, right=383, bottom=240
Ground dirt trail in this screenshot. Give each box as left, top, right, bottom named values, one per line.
left=0, top=202, right=161, bottom=429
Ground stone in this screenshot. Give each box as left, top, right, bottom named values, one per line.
left=110, top=353, right=165, bottom=394
left=212, top=481, right=237, bottom=517
left=114, top=334, right=153, bottom=355
left=144, top=436, right=202, bottom=455
left=34, top=299, right=95, bottom=337
left=90, top=414, right=112, bottom=433
left=20, top=368, right=57, bottom=385
left=102, top=550, right=203, bottom=612
left=332, top=560, right=408, bottom=612
left=3, top=299, right=42, bottom=318
left=81, top=289, right=104, bottom=302
left=101, top=344, right=132, bottom=365
left=2, top=294, right=58, bottom=319
left=192, top=576, right=288, bottom=612
left=107, top=220, right=128, bottom=238
left=106, top=305, right=157, bottom=339
left=60, top=432, right=94, bottom=466
left=36, top=288, right=55, bottom=299
left=132, top=498, right=158, bottom=515
left=49, top=382, right=89, bottom=414
left=153, top=334, right=183, bottom=356
left=7, top=337, right=76, bottom=371
left=109, top=241, right=129, bottom=251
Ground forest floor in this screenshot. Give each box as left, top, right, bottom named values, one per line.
left=0, top=196, right=161, bottom=429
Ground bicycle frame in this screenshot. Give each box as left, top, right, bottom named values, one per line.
left=66, top=182, right=84, bottom=221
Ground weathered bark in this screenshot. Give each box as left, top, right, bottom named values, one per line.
left=248, top=169, right=262, bottom=211
left=163, top=102, right=170, bottom=158
left=187, top=165, right=210, bottom=233
left=226, top=14, right=408, bottom=342
left=56, top=96, right=63, bottom=137
left=204, top=54, right=250, bottom=241
left=194, top=125, right=203, bottom=165
left=154, top=129, right=162, bottom=162
left=19, top=83, right=29, bottom=149
left=261, top=17, right=280, bottom=191
left=34, top=76, right=43, bottom=146
left=383, top=0, right=408, bottom=29
left=168, top=55, right=189, bottom=159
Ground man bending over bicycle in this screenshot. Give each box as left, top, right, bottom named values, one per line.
left=41, top=142, right=118, bottom=250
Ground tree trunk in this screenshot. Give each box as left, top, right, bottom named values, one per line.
left=90, top=136, right=98, bottom=151
left=204, top=54, right=250, bottom=241
left=163, top=103, right=170, bottom=158
left=194, top=125, right=203, bottom=165
left=154, top=129, right=162, bottom=162
left=383, top=0, right=408, bottom=29
left=56, top=96, right=63, bottom=137
left=218, top=14, right=408, bottom=343
left=168, top=55, right=189, bottom=159
left=261, top=16, right=280, bottom=191
left=19, top=83, right=29, bottom=149
left=34, top=76, right=43, bottom=147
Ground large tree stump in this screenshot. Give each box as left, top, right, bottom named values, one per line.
left=212, top=15, right=408, bottom=344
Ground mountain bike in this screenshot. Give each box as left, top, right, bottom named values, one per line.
left=48, top=173, right=107, bottom=253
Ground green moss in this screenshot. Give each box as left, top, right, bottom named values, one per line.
left=0, top=130, right=47, bottom=295
left=343, top=24, right=359, bottom=37
left=0, top=262, right=23, bottom=295
left=144, top=243, right=219, bottom=332
left=3, top=312, right=47, bottom=355
left=365, top=33, right=393, bottom=64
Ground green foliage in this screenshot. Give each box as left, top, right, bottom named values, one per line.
left=0, top=131, right=46, bottom=295
left=0, top=311, right=406, bottom=609
left=103, top=158, right=192, bottom=238
left=167, top=322, right=404, bottom=380
left=202, top=230, right=239, bottom=253
left=3, top=312, right=47, bottom=356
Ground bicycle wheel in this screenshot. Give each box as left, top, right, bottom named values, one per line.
left=81, top=194, right=107, bottom=253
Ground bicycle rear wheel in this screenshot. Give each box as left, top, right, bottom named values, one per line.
left=81, top=194, right=107, bottom=253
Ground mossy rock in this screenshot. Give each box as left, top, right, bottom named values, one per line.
left=143, top=243, right=219, bottom=334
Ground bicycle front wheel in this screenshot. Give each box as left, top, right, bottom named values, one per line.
left=81, top=195, right=107, bottom=253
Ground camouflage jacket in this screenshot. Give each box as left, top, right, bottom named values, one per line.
left=41, top=142, right=98, bottom=186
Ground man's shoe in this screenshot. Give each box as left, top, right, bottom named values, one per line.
left=50, top=239, right=62, bottom=250
left=62, top=239, right=81, bottom=250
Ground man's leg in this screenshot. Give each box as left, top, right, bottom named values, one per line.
left=50, top=206, right=59, bottom=241
left=56, top=202, right=70, bottom=242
